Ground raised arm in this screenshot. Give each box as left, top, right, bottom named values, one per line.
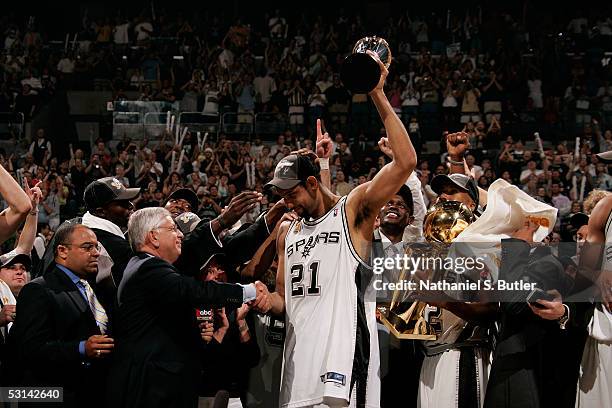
left=241, top=212, right=297, bottom=281
left=15, top=180, right=41, bottom=254
left=445, top=132, right=488, bottom=208
left=290, top=119, right=333, bottom=190
left=315, top=119, right=332, bottom=189
left=347, top=52, right=417, bottom=218
left=0, top=164, right=32, bottom=244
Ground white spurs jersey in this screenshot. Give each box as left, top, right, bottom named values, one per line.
left=281, top=196, right=380, bottom=408
left=589, top=207, right=612, bottom=341
left=605, top=207, right=612, bottom=269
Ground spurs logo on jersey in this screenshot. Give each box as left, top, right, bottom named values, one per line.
left=281, top=196, right=380, bottom=408
left=286, top=231, right=341, bottom=259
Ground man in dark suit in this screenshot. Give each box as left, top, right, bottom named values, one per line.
left=485, top=221, right=582, bottom=408
left=107, top=207, right=269, bottom=408
left=6, top=223, right=114, bottom=407
left=31, top=177, right=139, bottom=314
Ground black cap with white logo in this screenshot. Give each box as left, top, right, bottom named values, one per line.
left=83, top=177, right=141, bottom=210
left=175, top=211, right=201, bottom=234
left=265, top=154, right=320, bottom=191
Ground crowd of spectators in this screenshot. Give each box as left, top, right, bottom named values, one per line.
left=1, top=6, right=612, bottom=130
left=0, top=4, right=610, bottom=249
left=0, top=7, right=610, bottom=408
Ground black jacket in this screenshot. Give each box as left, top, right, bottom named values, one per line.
left=4, top=266, right=109, bottom=408
left=200, top=310, right=260, bottom=398
left=484, top=239, right=588, bottom=408
left=107, top=253, right=245, bottom=408
left=90, top=228, right=133, bottom=287
left=90, top=228, right=133, bottom=314
left=175, top=214, right=271, bottom=277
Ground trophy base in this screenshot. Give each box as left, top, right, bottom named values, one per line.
left=340, top=53, right=380, bottom=94
left=379, top=313, right=437, bottom=341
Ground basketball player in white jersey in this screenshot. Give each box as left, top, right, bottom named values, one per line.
left=255, top=52, right=417, bottom=408
left=576, top=150, right=612, bottom=408
left=416, top=132, right=497, bottom=408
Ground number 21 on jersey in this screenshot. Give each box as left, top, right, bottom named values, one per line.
left=290, top=261, right=321, bottom=297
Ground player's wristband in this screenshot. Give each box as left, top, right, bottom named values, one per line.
left=447, top=157, right=464, bottom=166
left=319, top=158, right=329, bottom=170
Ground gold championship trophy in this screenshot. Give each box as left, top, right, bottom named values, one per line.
left=378, top=201, right=476, bottom=340
left=340, top=36, right=391, bottom=93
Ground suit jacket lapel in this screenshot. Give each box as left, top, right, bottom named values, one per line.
left=49, top=267, right=89, bottom=315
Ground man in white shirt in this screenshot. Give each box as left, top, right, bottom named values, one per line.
left=269, top=134, right=288, bottom=158
left=253, top=70, right=277, bottom=108
left=56, top=54, right=75, bottom=74
left=113, top=18, right=130, bottom=46
left=20, top=69, right=42, bottom=91
left=249, top=138, right=264, bottom=158
left=316, top=71, right=332, bottom=93
left=520, top=160, right=544, bottom=184
left=28, top=129, right=52, bottom=165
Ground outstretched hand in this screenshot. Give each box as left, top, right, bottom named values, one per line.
left=23, top=178, right=42, bottom=209
left=251, top=281, right=271, bottom=313
left=220, top=191, right=262, bottom=227
left=316, top=119, right=332, bottom=159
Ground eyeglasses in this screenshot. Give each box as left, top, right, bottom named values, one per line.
left=155, top=225, right=179, bottom=234
left=60, top=242, right=102, bottom=253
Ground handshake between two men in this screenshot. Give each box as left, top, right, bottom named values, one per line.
left=250, top=281, right=272, bottom=313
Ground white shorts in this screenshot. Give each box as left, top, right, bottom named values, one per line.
left=418, top=348, right=490, bottom=408
left=576, top=336, right=612, bottom=408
